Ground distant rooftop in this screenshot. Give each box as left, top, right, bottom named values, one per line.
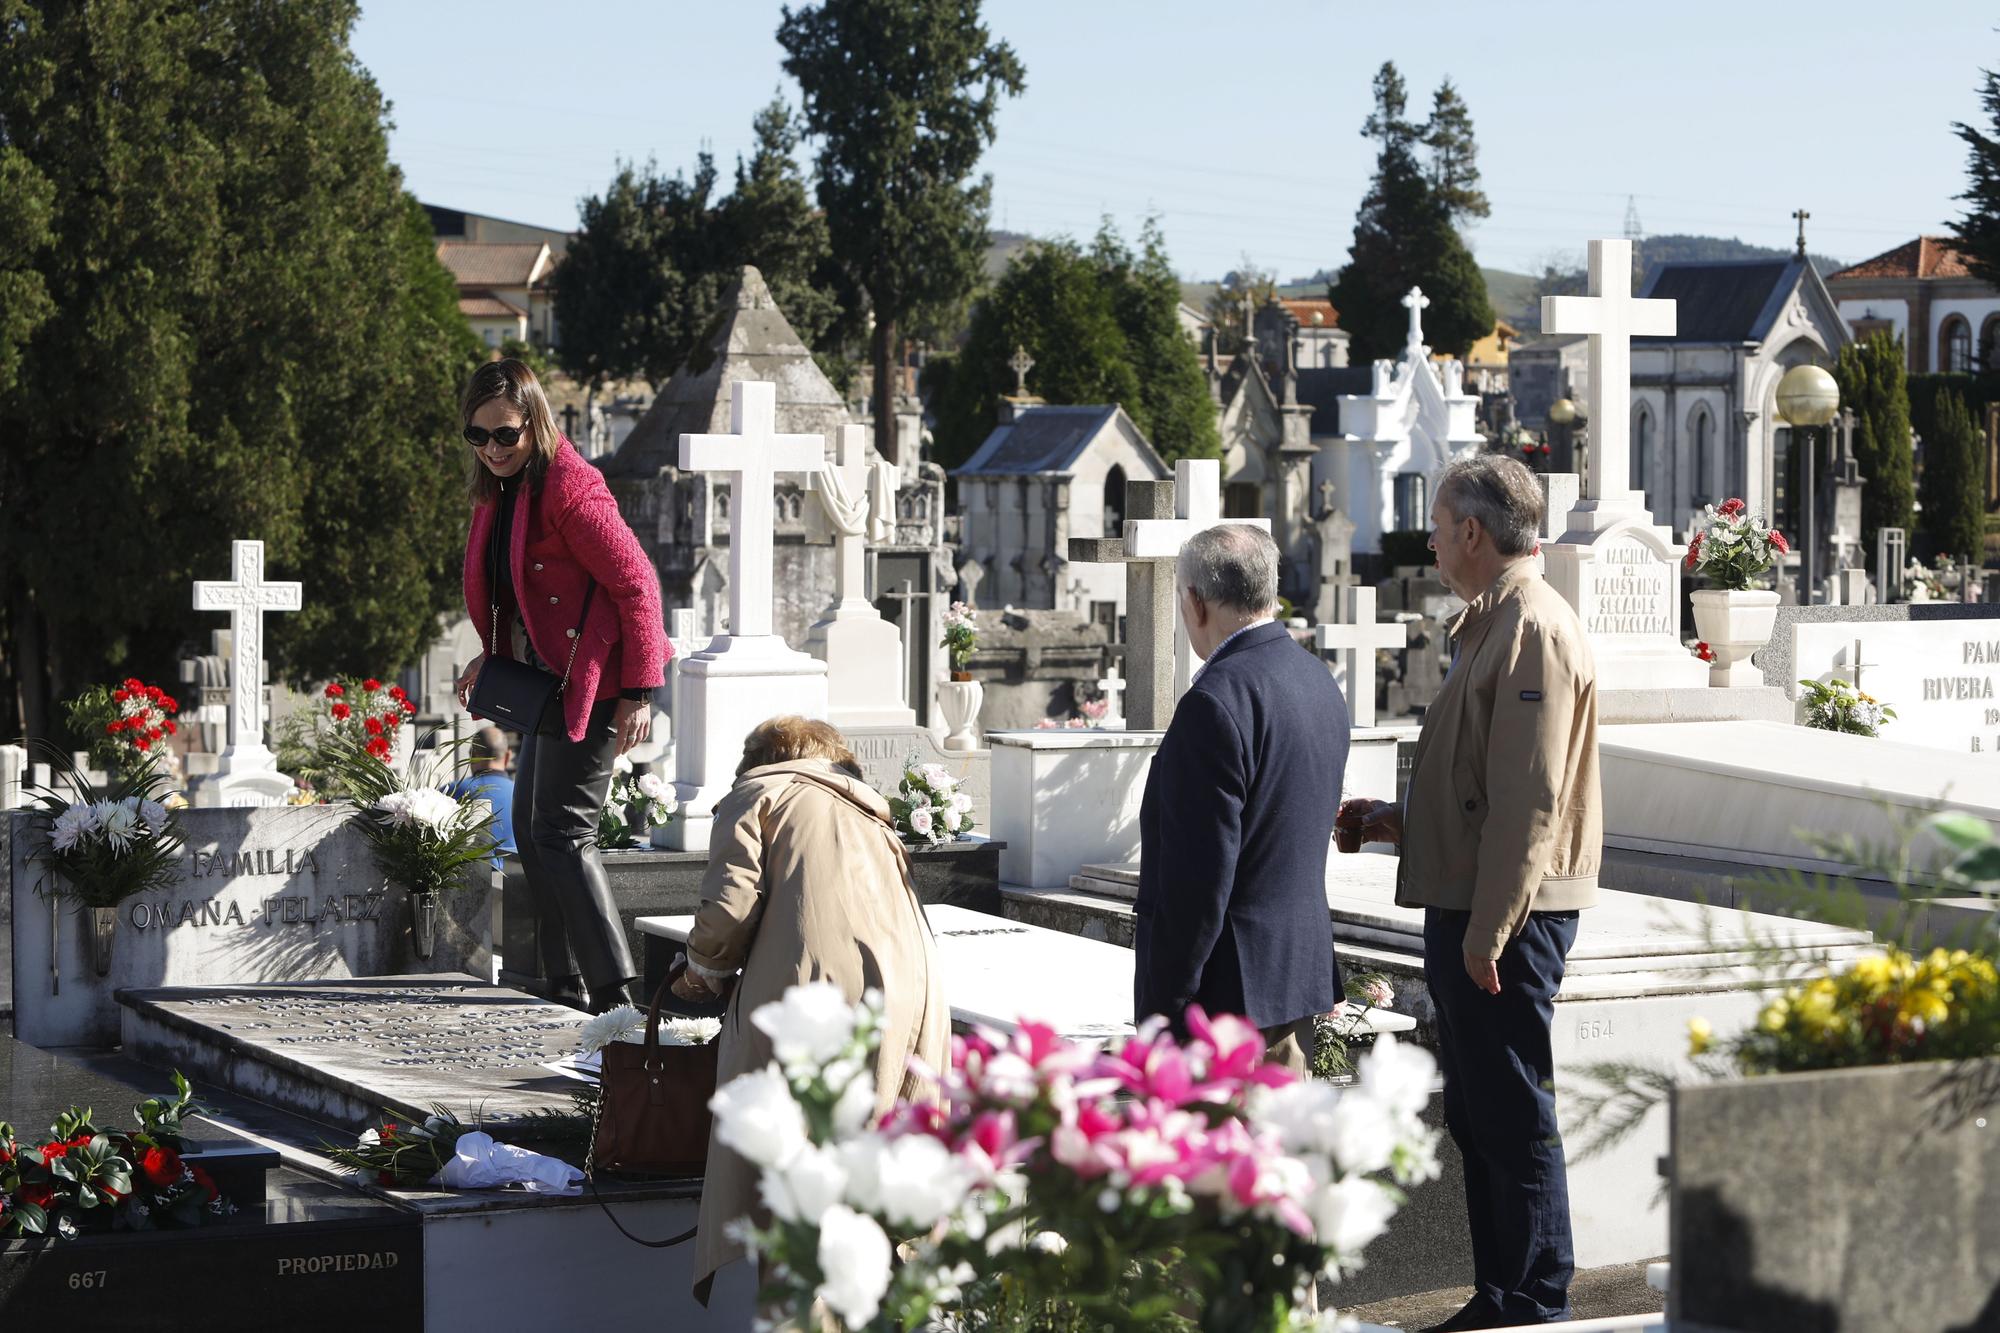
left=1829, top=236, right=1974, bottom=282
left=954, top=404, right=1166, bottom=478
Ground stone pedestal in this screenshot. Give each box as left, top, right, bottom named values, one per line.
left=1544, top=508, right=1708, bottom=691
left=191, top=766, right=298, bottom=809
left=805, top=604, right=914, bottom=728
left=987, top=730, right=1162, bottom=889
left=662, top=635, right=829, bottom=850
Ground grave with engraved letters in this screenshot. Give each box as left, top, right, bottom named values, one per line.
left=1789, top=611, right=2000, bottom=757
left=8, top=806, right=492, bottom=1046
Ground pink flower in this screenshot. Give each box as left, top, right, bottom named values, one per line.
left=1718, top=498, right=1747, bottom=517
left=1770, top=529, right=1790, bottom=555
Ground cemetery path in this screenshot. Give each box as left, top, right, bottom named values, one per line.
left=1338, top=1259, right=1664, bottom=1327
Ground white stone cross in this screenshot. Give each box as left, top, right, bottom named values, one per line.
left=1542, top=238, right=1676, bottom=505
left=1314, top=585, right=1408, bottom=728
left=1402, top=287, right=1431, bottom=351
left=808, top=423, right=873, bottom=613
left=1124, top=458, right=1271, bottom=699
left=679, top=380, right=826, bottom=639
left=191, top=540, right=300, bottom=768
left=1095, top=662, right=1126, bottom=727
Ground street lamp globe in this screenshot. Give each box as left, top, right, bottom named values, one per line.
left=1548, top=397, right=1578, bottom=425
left=1775, top=364, right=1839, bottom=427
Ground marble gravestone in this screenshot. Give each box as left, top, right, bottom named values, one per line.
left=804, top=423, right=914, bottom=728
left=8, top=806, right=492, bottom=1046
left=1791, top=615, right=2000, bottom=756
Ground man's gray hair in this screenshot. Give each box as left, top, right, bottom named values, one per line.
left=1435, top=454, right=1544, bottom=557
left=1177, top=524, right=1281, bottom=614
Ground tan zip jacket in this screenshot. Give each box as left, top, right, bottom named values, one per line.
left=1394, top=561, right=1602, bottom=958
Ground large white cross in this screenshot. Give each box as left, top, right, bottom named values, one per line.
left=1541, top=238, right=1676, bottom=505
left=1124, top=458, right=1272, bottom=699
left=191, top=540, right=301, bottom=766
left=1313, top=585, right=1407, bottom=729
left=679, top=380, right=826, bottom=639
left=1095, top=662, right=1126, bottom=727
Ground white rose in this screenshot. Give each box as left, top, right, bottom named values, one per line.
left=921, top=763, right=950, bottom=789
left=1356, top=1034, right=1435, bottom=1121
left=908, top=806, right=935, bottom=838
left=636, top=772, right=669, bottom=801
left=1309, top=1173, right=1397, bottom=1255
left=761, top=1142, right=848, bottom=1224
left=830, top=1067, right=878, bottom=1135
left=868, top=1133, right=972, bottom=1230
left=708, top=1065, right=809, bottom=1170
left=815, top=1205, right=893, bottom=1327
left=951, top=792, right=972, bottom=814
left=751, top=982, right=860, bottom=1069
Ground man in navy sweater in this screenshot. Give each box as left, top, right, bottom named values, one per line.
left=1134, top=524, right=1350, bottom=1071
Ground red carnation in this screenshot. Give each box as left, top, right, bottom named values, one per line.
left=1770, top=530, right=1790, bottom=555
left=162, top=696, right=179, bottom=714
left=145, top=686, right=163, bottom=702
left=324, top=682, right=345, bottom=699
left=164, top=720, right=177, bottom=735
left=112, top=689, right=129, bottom=704
left=139, top=1144, right=183, bottom=1189
left=381, top=1123, right=399, bottom=1140
left=104, top=721, right=122, bottom=736
left=364, top=717, right=385, bottom=736
left=134, top=737, right=151, bottom=752
left=363, top=678, right=382, bottom=691
left=330, top=702, right=351, bottom=721
left=389, top=685, right=407, bottom=701
left=401, top=700, right=416, bottom=715
left=147, top=727, right=163, bottom=741
left=1695, top=641, right=1715, bottom=662
left=366, top=738, right=391, bottom=759
left=190, top=1165, right=218, bottom=1202
left=124, top=677, right=143, bottom=690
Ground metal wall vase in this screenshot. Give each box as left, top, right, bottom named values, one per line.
left=88, top=906, right=118, bottom=977
left=410, top=892, right=439, bottom=962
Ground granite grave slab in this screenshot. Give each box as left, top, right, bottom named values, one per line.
left=1789, top=612, right=2000, bottom=757
left=118, top=976, right=589, bottom=1132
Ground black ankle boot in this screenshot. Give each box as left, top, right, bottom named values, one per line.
left=585, top=977, right=642, bottom=1015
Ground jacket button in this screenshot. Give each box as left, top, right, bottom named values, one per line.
left=548, top=595, right=559, bottom=604
left=1464, top=798, right=1477, bottom=811
left=567, top=628, right=579, bottom=639
left=532, top=562, right=544, bottom=572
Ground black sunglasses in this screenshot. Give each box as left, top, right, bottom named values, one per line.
left=463, top=424, right=528, bottom=449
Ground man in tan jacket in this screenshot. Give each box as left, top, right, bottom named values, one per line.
left=1339, top=454, right=1599, bottom=1331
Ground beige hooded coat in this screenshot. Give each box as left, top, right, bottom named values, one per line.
left=684, top=758, right=948, bottom=1293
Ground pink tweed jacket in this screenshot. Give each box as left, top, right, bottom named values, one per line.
left=463, top=438, right=669, bottom=742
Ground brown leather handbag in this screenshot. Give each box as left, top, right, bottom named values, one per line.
left=588, top=965, right=722, bottom=1179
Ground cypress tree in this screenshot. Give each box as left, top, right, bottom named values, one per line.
left=1916, top=386, right=1988, bottom=564
left=1832, top=329, right=1915, bottom=557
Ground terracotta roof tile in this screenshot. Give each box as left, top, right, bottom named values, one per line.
left=1829, top=236, right=1973, bottom=282
left=1278, top=297, right=1340, bottom=329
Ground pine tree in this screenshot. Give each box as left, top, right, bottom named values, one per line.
left=1095, top=220, right=1223, bottom=465
left=1329, top=63, right=1493, bottom=361
left=779, top=0, right=1025, bottom=463
left=1917, top=385, right=1989, bottom=564
left=1422, top=79, right=1490, bottom=225
left=1950, top=64, right=2000, bottom=288
left=1831, top=330, right=1915, bottom=557
left=0, top=0, right=480, bottom=739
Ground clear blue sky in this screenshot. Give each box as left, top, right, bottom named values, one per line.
left=353, top=1, right=1997, bottom=281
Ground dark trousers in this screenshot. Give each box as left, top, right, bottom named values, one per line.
left=513, top=697, right=637, bottom=997
left=1424, top=906, right=1579, bottom=1325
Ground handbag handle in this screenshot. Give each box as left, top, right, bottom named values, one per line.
left=643, top=954, right=727, bottom=1071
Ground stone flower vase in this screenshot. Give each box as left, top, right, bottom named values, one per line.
left=1690, top=588, right=1779, bottom=688
left=88, top=905, right=119, bottom=977
left=409, top=891, right=439, bottom=961
left=937, top=678, right=984, bottom=752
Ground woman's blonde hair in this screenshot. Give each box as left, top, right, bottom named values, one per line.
left=461, top=358, right=563, bottom=504
left=737, top=716, right=862, bottom=779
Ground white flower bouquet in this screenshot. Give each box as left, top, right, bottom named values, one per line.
left=25, top=749, right=185, bottom=909
left=709, top=982, right=1440, bottom=1331
left=598, top=768, right=678, bottom=849
left=577, top=1005, right=720, bottom=1054
left=887, top=757, right=974, bottom=846
left=1799, top=677, right=1896, bottom=737
left=325, top=736, right=496, bottom=899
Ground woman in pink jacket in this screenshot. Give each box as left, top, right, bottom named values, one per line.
left=452, top=359, right=669, bottom=1014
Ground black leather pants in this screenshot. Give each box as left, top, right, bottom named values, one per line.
left=512, top=696, right=637, bottom=1001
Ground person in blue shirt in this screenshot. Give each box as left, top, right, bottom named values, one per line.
left=450, top=726, right=517, bottom=860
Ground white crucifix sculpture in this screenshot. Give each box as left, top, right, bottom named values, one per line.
left=1541, top=238, right=1676, bottom=512
left=1314, top=585, right=1408, bottom=728
left=679, top=380, right=826, bottom=640
left=192, top=540, right=300, bottom=773
left=804, top=423, right=914, bottom=727
left=1095, top=662, right=1126, bottom=728
left=1123, top=458, right=1271, bottom=701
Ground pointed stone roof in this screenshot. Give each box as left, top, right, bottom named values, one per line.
left=599, top=266, right=849, bottom=479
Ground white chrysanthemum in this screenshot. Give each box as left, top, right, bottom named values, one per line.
left=405, top=787, right=462, bottom=830
left=660, top=1017, right=721, bottom=1046
left=138, top=799, right=169, bottom=835
left=51, top=802, right=99, bottom=853
left=97, top=800, right=142, bottom=850
left=578, top=1004, right=647, bottom=1053
left=374, top=791, right=417, bottom=826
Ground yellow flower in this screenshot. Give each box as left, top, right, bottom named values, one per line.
left=1686, top=1016, right=1714, bottom=1056
left=1901, top=989, right=1950, bottom=1028
left=1849, top=953, right=1895, bottom=997
left=1758, top=997, right=1790, bottom=1034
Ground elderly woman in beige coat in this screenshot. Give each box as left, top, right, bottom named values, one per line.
left=672, top=716, right=948, bottom=1297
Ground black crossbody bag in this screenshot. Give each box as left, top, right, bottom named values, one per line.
left=470, top=506, right=597, bottom=734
